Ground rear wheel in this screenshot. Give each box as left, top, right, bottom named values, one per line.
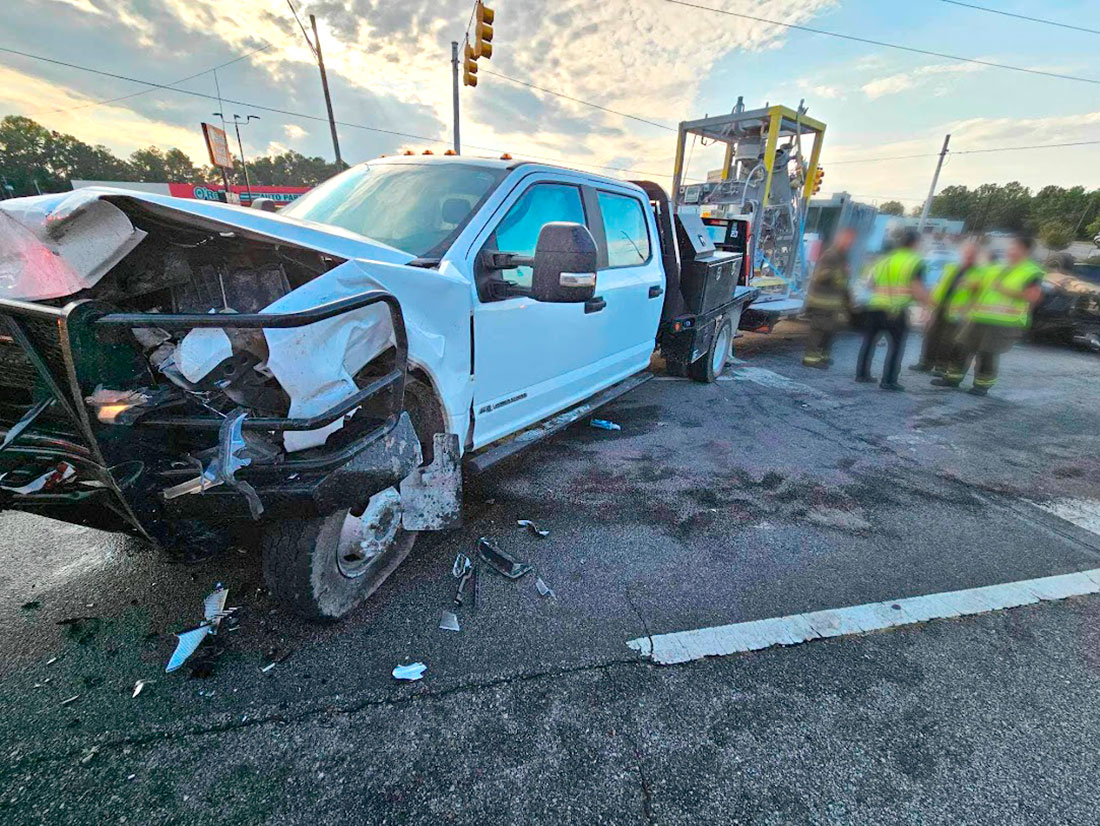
left=689, top=316, right=732, bottom=383
left=261, top=376, right=442, bottom=621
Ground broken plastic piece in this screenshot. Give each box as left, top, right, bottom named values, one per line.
left=260, top=662, right=277, bottom=673
left=392, top=662, right=427, bottom=681
left=439, top=610, right=461, bottom=632
left=517, top=519, right=550, bottom=537
left=477, top=536, right=533, bottom=580
left=452, top=553, right=472, bottom=579
left=590, top=419, right=621, bottom=431
left=132, top=679, right=147, bottom=699
left=165, top=584, right=234, bottom=673
left=536, top=577, right=557, bottom=600
left=60, top=695, right=79, bottom=706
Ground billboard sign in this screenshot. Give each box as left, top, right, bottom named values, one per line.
left=201, top=123, right=233, bottom=170
left=167, top=183, right=310, bottom=208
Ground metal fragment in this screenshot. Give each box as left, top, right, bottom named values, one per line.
left=165, top=585, right=234, bottom=673
left=517, top=519, right=550, bottom=537
left=477, top=536, right=533, bottom=580
left=536, top=577, right=557, bottom=600
left=392, top=662, right=427, bottom=681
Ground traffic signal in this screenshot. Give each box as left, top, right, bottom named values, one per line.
left=474, top=1, right=494, bottom=59
left=812, top=166, right=825, bottom=195
left=463, top=41, right=478, bottom=87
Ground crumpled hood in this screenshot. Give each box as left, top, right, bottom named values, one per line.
left=0, top=187, right=415, bottom=301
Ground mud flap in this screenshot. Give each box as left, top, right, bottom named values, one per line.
left=399, top=432, right=462, bottom=531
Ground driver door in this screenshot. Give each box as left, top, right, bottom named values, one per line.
left=470, top=178, right=606, bottom=448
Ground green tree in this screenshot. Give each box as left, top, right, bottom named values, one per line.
left=128, top=146, right=201, bottom=183
left=929, top=185, right=973, bottom=223
left=1039, top=220, right=1073, bottom=250
left=878, top=200, right=905, bottom=216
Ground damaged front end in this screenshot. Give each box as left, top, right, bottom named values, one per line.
left=0, top=190, right=421, bottom=549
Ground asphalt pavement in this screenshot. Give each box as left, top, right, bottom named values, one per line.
left=2, top=323, right=1100, bottom=825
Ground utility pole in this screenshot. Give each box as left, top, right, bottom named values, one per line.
left=451, top=41, right=461, bottom=154
left=918, top=133, right=951, bottom=232
left=310, top=14, right=343, bottom=167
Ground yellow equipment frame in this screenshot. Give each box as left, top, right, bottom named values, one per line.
left=669, top=104, right=826, bottom=212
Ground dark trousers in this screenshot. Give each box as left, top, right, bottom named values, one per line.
left=946, top=351, right=999, bottom=388
left=857, top=310, right=909, bottom=385
left=802, top=308, right=840, bottom=365
left=919, top=316, right=962, bottom=372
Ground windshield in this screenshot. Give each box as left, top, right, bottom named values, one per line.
left=282, top=161, right=507, bottom=258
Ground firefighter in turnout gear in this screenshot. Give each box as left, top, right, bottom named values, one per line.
left=856, top=228, right=929, bottom=390
left=802, top=227, right=856, bottom=369
left=932, top=233, right=1044, bottom=396
left=909, top=237, right=985, bottom=375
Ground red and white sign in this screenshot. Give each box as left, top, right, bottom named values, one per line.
left=167, top=183, right=310, bottom=207
left=201, top=123, right=233, bottom=170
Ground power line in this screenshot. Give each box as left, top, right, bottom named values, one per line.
left=480, top=69, right=677, bottom=131
left=33, top=43, right=273, bottom=116
left=828, top=139, right=1100, bottom=165
left=285, top=0, right=317, bottom=57
left=938, top=1, right=1100, bottom=36
left=0, top=44, right=685, bottom=181
left=660, top=0, right=1100, bottom=86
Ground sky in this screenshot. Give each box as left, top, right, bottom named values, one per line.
left=1, top=0, right=1098, bottom=207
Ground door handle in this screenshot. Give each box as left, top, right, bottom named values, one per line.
left=648, top=285, right=663, bottom=299
left=584, top=296, right=607, bottom=314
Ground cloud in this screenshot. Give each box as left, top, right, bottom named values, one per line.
left=797, top=79, right=844, bottom=100
left=284, top=123, right=307, bottom=140
left=861, top=62, right=986, bottom=100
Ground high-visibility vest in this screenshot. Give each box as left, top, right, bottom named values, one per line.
left=867, top=248, right=922, bottom=312
left=931, top=262, right=984, bottom=323
left=968, top=260, right=1044, bottom=328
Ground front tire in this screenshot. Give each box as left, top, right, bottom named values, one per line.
left=689, top=316, right=733, bottom=383
left=261, top=376, right=441, bottom=621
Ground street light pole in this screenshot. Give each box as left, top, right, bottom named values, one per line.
left=216, top=112, right=259, bottom=204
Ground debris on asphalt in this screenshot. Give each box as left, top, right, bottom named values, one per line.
left=477, top=537, right=533, bottom=580
left=165, top=584, right=235, bottom=674
left=260, top=663, right=277, bottom=674
left=392, top=662, right=427, bottom=681
left=439, top=610, right=461, bottom=632
left=517, top=519, right=550, bottom=537
left=131, top=679, right=148, bottom=699
left=452, top=553, right=475, bottom=607
left=536, top=577, right=557, bottom=601
left=589, top=418, right=622, bottom=431
left=45, top=656, right=58, bottom=666
left=79, top=746, right=99, bottom=765
left=60, top=695, right=80, bottom=706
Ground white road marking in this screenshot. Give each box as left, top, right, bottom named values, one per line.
left=1031, top=498, right=1100, bottom=537
left=626, top=568, right=1100, bottom=665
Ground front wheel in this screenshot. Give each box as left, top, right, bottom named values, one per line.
left=261, top=488, right=417, bottom=621
left=689, top=316, right=733, bottom=383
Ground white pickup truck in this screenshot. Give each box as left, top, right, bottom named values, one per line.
left=0, top=156, right=754, bottom=619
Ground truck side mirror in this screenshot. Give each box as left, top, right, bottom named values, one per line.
left=531, top=222, right=598, bottom=303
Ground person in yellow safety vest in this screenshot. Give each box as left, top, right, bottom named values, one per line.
left=932, top=233, right=1044, bottom=396
left=802, top=227, right=856, bottom=369
left=855, top=228, right=929, bottom=391
left=909, top=237, right=985, bottom=376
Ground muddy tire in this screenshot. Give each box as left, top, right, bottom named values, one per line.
left=262, top=509, right=417, bottom=621
left=261, top=376, right=442, bottom=621
left=689, top=316, right=732, bottom=383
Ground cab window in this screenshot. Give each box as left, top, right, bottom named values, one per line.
left=493, top=183, right=587, bottom=288
left=597, top=191, right=651, bottom=268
